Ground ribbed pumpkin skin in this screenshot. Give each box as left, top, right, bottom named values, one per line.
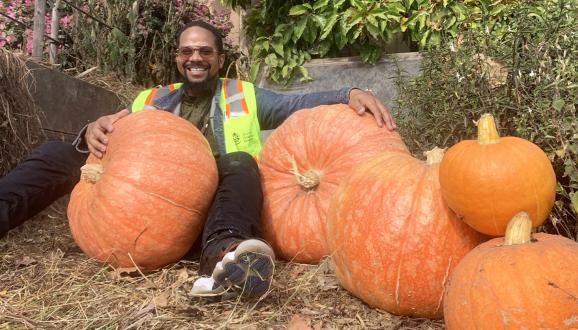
left=67, top=110, right=218, bottom=270
left=259, top=104, right=408, bottom=263
left=444, top=233, right=578, bottom=329
left=439, top=137, right=556, bottom=236
left=326, top=152, right=486, bottom=318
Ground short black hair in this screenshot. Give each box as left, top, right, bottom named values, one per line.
left=176, top=20, right=224, bottom=53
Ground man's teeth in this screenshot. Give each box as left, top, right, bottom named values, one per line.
left=187, top=67, right=207, bottom=71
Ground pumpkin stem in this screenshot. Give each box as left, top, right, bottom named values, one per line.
left=477, top=113, right=500, bottom=145
left=504, top=212, right=533, bottom=246
left=81, top=164, right=104, bottom=184
left=290, top=156, right=320, bottom=191
left=424, top=147, right=445, bottom=165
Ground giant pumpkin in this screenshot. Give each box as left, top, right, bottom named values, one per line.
left=67, top=110, right=218, bottom=270
left=444, top=212, right=578, bottom=329
left=439, top=113, right=556, bottom=236
left=259, top=104, right=408, bottom=263
left=326, top=148, right=486, bottom=318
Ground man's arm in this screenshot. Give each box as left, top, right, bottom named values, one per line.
left=256, top=87, right=396, bottom=131
left=72, top=109, right=129, bottom=158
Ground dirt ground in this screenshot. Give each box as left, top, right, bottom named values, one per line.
left=0, top=200, right=445, bottom=330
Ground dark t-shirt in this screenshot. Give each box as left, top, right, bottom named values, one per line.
left=179, top=90, right=218, bottom=157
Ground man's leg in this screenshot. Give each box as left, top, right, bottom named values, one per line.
left=0, top=141, right=88, bottom=237
left=192, top=151, right=274, bottom=297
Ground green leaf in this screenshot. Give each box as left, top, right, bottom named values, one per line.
left=571, top=192, right=578, bottom=216
left=319, top=39, right=332, bottom=57
left=552, top=99, right=565, bottom=111
left=283, top=28, right=293, bottom=44
left=419, top=29, right=430, bottom=47
left=367, top=14, right=379, bottom=27
left=451, top=3, right=468, bottom=20
left=303, top=19, right=318, bottom=43
left=274, top=24, right=288, bottom=35
left=281, top=65, right=290, bottom=78
left=271, top=40, right=284, bottom=56
left=429, top=31, right=441, bottom=46
left=249, top=61, right=261, bottom=82
left=265, top=53, right=278, bottom=67
left=298, top=65, right=313, bottom=82
left=292, top=16, right=309, bottom=42
left=350, top=25, right=363, bottom=40
left=445, top=15, right=457, bottom=28
left=335, top=22, right=348, bottom=49
left=313, top=0, right=330, bottom=11
left=320, top=13, right=339, bottom=40
left=333, top=0, right=347, bottom=9
left=350, top=0, right=363, bottom=10
left=418, top=13, right=427, bottom=30
left=289, top=4, right=310, bottom=16
left=312, top=14, right=327, bottom=28
left=366, top=22, right=381, bottom=39
left=489, top=4, right=507, bottom=16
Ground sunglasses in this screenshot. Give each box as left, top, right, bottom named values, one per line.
left=175, top=46, right=220, bottom=58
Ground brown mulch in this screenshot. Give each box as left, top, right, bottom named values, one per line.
left=0, top=200, right=445, bottom=330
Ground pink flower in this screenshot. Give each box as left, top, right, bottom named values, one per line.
left=60, top=15, right=72, bottom=27
left=25, top=29, right=33, bottom=54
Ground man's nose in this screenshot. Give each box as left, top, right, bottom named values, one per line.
left=188, top=50, right=204, bottom=61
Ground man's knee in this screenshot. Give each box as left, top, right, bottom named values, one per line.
left=218, top=152, right=257, bottom=169
left=217, top=152, right=259, bottom=177
left=30, top=141, right=88, bottom=170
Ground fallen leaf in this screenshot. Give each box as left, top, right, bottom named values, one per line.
left=151, top=291, right=170, bottom=308
left=290, top=264, right=308, bottom=278
left=108, top=267, right=142, bottom=281
left=287, top=314, right=313, bottom=330
left=15, top=256, right=36, bottom=267
left=171, top=268, right=190, bottom=289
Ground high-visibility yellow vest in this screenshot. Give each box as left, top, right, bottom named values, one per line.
left=130, top=79, right=262, bottom=157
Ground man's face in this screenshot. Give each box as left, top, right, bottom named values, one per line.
left=175, top=26, right=224, bottom=89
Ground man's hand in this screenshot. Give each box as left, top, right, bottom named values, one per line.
left=85, top=109, right=130, bottom=158
left=348, top=88, right=397, bottom=130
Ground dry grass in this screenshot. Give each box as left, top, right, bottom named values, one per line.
left=0, top=200, right=445, bottom=330
left=0, top=49, right=45, bottom=177
left=69, top=67, right=144, bottom=108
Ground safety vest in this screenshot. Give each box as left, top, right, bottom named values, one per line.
left=130, top=79, right=262, bottom=157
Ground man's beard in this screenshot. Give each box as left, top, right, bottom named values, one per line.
left=183, top=77, right=217, bottom=93
left=182, top=61, right=218, bottom=94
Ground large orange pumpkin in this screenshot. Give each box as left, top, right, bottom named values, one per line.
left=439, top=113, right=556, bottom=236
left=259, top=104, right=408, bottom=263
left=326, top=148, right=486, bottom=318
left=444, top=212, right=578, bottom=329
left=67, top=110, right=218, bottom=270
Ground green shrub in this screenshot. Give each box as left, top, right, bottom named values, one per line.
left=223, top=0, right=511, bottom=83
left=395, top=0, right=578, bottom=240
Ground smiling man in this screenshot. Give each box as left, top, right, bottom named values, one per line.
left=0, top=20, right=397, bottom=299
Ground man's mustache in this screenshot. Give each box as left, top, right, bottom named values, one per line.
left=184, top=61, right=210, bottom=70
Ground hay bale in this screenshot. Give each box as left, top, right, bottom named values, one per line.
left=0, top=49, right=45, bottom=177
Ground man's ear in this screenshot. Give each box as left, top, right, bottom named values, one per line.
left=218, top=53, right=225, bottom=69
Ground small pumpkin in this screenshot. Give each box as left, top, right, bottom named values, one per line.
left=443, top=212, right=578, bottom=329
left=67, top=110, right=218, bottom=270
left=259, top=104, right=409, bottom=263
left=326, top=148, right=486, bottom=318
left=439, top=113, right=556, bottom=236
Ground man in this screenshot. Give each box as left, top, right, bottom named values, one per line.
left=0, top=20, right=396, bottom=298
